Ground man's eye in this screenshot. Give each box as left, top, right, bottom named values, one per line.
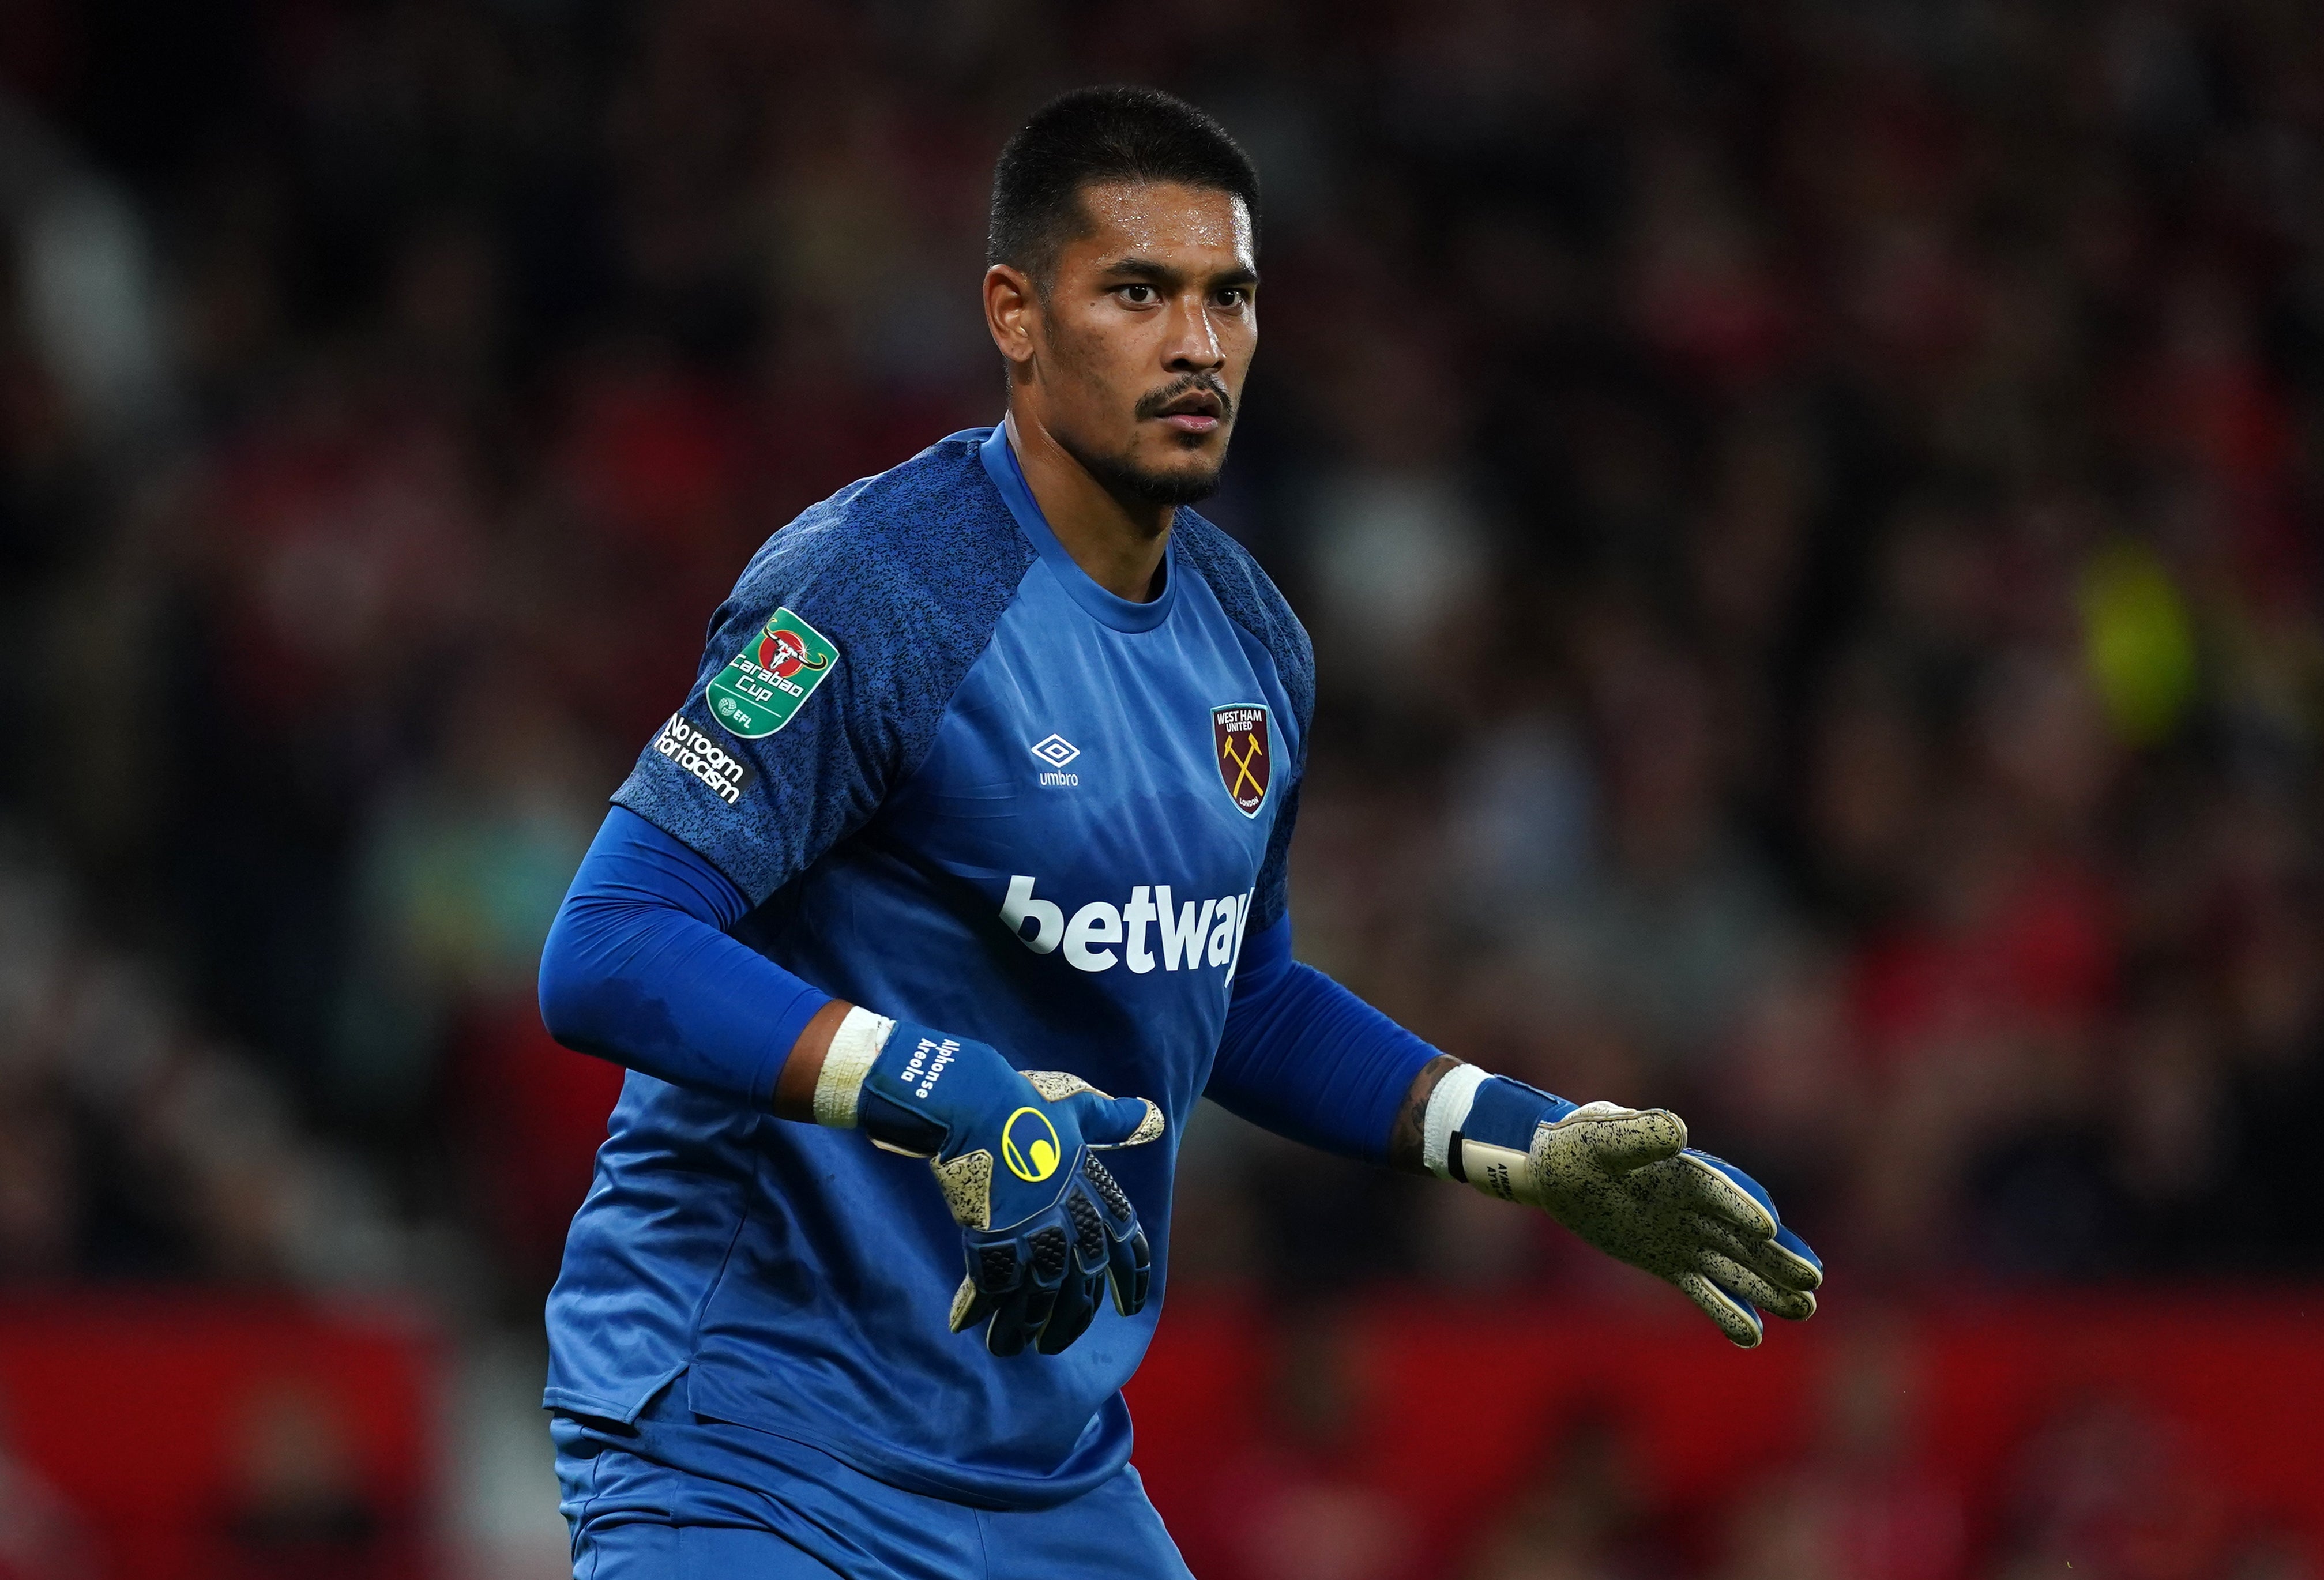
left=1116, top=285, right=1158, bottom=306
left=1212, top=288, right=1247, bottom=310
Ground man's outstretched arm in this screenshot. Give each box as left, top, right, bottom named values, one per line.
left=1207, top=917, right=1822, bottom=1347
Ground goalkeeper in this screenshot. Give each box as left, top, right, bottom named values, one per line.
left=537, top=86, right=1820, bottom=1580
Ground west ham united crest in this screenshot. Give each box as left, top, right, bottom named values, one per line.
left=1212, top=704, right=1271, bottom=817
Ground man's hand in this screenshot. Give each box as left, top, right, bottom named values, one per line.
left=1416, top=1064, right=1822, bottom=1347
left=1521, top=1102, right=1822, bottom=1346
left=810, top=1007, right=1164, bottom=1357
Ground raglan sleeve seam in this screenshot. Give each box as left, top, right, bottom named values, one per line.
left=1191, top=532, right=1313, bottom=936
left=609, top=523, right=919, bottom=909
left=611, top=491, right=1034, bottom=913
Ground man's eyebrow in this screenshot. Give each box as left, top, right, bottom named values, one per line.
left=1099, top=255, right=1182, bottom=285
left=1098, top=255, right=1262, bottom=289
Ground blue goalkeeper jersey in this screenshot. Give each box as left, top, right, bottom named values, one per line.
left=543, top=424, right=1311, bottom=1508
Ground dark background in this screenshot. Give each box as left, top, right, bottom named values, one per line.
left=2, top=2, right=2321, bottom=1575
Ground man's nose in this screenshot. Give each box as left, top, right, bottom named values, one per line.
left=1162, top=295, right=1225, bottom=371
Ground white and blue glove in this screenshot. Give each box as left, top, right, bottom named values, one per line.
left=1424, top=1067, right=1822, bottom=1346
left=813, top=1008, right=1164, bottom=1357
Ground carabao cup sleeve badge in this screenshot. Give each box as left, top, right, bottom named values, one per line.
left=706, top=607, right=839, bottom=739
left=1212, top=704, right=1271, bottom=817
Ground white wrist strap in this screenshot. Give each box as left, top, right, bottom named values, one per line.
left=812, top=1006, right=894, bottom=1128
left=1421, top=1063, right=1491, bottom=1179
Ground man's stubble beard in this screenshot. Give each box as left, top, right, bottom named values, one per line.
left=1043, top=328, right=1232, bottom=509
left=1065, top=429, right=1227, bottom=508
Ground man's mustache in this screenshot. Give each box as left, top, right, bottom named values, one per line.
left=1134, top=374, right=1234, bottom=424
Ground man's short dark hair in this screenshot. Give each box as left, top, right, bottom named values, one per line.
left=988, top=86, right=1260, bottom=284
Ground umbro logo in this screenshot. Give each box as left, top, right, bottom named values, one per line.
left=1031, top=733, right=1081, bottom=788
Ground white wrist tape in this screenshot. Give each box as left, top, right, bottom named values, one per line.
left=1420, top=1063, right=1492, bottom=1180
left=812, top=1006, right=894, bottom=1129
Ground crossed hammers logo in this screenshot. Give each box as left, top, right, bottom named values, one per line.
left=1221, top=730, right=1266, bottom=802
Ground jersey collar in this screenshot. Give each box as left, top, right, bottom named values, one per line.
left=979, top=422, right=1179, bottom=634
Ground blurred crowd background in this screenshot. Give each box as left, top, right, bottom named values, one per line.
left=3, top=0, right=2323, bottom=1576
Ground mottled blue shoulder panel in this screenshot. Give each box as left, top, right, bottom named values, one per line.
left=1170, top=511, right=1315, bottom=932
left=612, top=429, right=1035, bottom=905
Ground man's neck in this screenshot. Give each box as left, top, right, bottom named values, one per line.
left=1004, top=409, right=1171, bottom=603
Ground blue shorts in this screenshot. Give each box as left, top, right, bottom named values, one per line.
left=552, top=1384, right=1192, bottom=1579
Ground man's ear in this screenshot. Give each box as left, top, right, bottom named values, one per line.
left=984, top=264, right=1039, bottom=379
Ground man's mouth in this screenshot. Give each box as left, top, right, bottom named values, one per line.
left=1140, top=379, right=1231, bottom=436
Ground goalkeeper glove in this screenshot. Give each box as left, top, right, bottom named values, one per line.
left=1423, top=1066, right=1822, bottom=1346
left=811, top=1007, right=1164, bottom=1357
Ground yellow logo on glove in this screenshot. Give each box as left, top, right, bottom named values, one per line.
left=1002, top=1107, right=1062, bottom=1182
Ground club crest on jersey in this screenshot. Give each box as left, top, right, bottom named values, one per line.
left=1212, top=704, right=1271, bottom=818
left=706, top=607, right=837, bottom=739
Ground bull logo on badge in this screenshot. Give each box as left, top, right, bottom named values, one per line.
left=707, top=606, right=838, bottom=739
left=1212, top=704, right=1271, bottom=818
left=757, top=625, right=830, bottom=680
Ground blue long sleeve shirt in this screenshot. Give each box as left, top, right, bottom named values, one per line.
left=538, top=426, right=1436, bottom=1508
